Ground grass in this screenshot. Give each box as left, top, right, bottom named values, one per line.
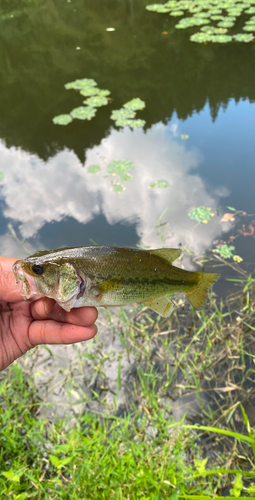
left=1, top=272, right=255, bottom=498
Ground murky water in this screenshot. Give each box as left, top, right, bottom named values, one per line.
left=0, top=0, right=255, bottom=428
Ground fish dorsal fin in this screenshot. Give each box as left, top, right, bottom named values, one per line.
left=142, top=296, right=174, bottom=318
left=150, top=248, right=181, bottom=264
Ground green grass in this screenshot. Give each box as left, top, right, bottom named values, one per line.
left=1, top=276, right=255, bottom=498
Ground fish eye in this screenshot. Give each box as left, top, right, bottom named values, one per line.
left=31, top=264, right=44, bottom=275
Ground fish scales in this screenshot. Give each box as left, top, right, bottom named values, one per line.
left=12, top=246, right=220, bottom=317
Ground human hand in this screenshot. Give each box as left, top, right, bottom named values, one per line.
left=0, top=256, right=98, bottom=371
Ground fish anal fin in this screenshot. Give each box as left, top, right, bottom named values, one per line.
left=142, top=296, right=174, bottom=318
left=185, top=272, right=220, bottom=309
left=150, top=248, right=181, bottom=264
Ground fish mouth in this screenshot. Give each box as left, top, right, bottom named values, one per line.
left=12, top=261, right=41, bottom=301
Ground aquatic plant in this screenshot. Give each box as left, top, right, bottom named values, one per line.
left=188, top=206, right=215, bottom=223
left=111, top=99, right=146, bottom=129
left=111, top=109, right=136, bottom=120
left=123, top=98, right=146, bottom=111
left=107, top=160, right=135, bottom=176
left=214, top=244, right=235, bottom=258
left=148, top=180, right=170, bottom=188
left=53, top=78, right=111, bottom=125
left=145, top=0, right=255, bottom=43
left=234, top=32, right=254, bottom=40
left=190, top=32, right=212, bottom=41
left=87, top=165, right=101, bottom=174
left=52, top=114, right=72, bottom=125
left=70, top=106, right=96, bottom=120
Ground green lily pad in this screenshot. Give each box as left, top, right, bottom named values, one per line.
left=84, top=96, right=108, bottom=107
left=181, top=134, right=189, bottom=139
left=127, top=119, right=146, bottom=128
left=189, top=7, right=203, bottom=12
left=145, top=4, right=171, bottom=12
left=107, top=160, right=135, bottom=175
left=123, top=98, right=146, bottom=111
left=176, top=17, right=197, bottom=27
left=112, top=182, right=125, bottom=193
left=165, top=0, right=179, bottom=7
left=208, top=8, right=222, bottom=13
left=170, top=10, right=184, bottom=15
left=88, top=165, right=101, bottom=174
left=190, top=32, right=212, bottom=42
left=79, top=87, right=101, bottom=97
left=188, top=206, right=214, bottom=223
left=213, top=27, right=228, bottom=33
left=211, top=34, right=232, bottom=42
left=215, top=244, right=235, bottom=259
left=217, top=20, right=234, bottom=27
left=52, top=114, right=73, bottom=125
left=245, top=7, right=255, bottom=13
left=226, top=8, right=242, bottom=15
left=70, top=106, right=96, bottom=120
left=65, top=78, right=97, bottom=90
left=149, top=180, right=170, bottom=188
left=200, top=25, right=215, bottom=33
left=234, top=32, right=254, bottom=40
left=111, top=108, right=136, bottom=120
left=0, top=172, right=4, bottom=182
left=97, top=89, right=111, bottom=97
left=119, top=173, right=133, bottom=182
left=194, top=11, right=211, bottom=17
left=210, top=14, right=224, bottom=20
left=115, top=118, right=133, bottom=127
left=194, top=17, right=210, bottom=24
left=243, top=24, right=255, bottom=30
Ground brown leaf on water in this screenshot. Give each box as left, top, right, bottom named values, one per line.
left=239, top=223, right=255, bottom=237
left=221, top=213, right=235, bottom=222
left=162, top=31, right=168, bottom=34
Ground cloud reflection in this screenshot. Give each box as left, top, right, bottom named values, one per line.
left=0, top=124, right=229, bottom=259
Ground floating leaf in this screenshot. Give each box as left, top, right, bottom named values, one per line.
left=65, top=78, right=97, bottom=90
left=200, top=26, right=215, bottom=33
left=88, top=165, right=101, bottom=173
left=119, top=173, right=133, bottom=182
left=97, top=89, right=111, bottom=97
left=194, top=12, right=211, bottom=17
left=123, top=98, right=146, bottom=110
left=127, top=119, right=146, bottom=128
left=84, top=96, right=108, bottom=107
left=145, top=4, right=171, bottom=12
left=107, top=160, right=135, bottom=175
left=210, top=14, right=224, bottom=19
left=70, top=106, right=96, bottom=120
left=0, top=172, right=4, bottom=182
left=115, top=118, right=133, bottom=127
left=112, top=182, right=125, bottom=193
left=213, top=27, right=228, bottom=33
left=245, top=7, right=255, bottom=13
left=170, top=10, right=184, bottom=15
left=211, top=34, right=232, bottom=42
left=181, top=134, right=189, bottom=139
left=215, top=244, right=235, bottom=259
left=243, top=24, right=255, bottom=31
left=217, top=20, right=234, bottom=27
left=79, top=87, right=101, bottom=97
left=233, top=255, right=243, bottom=263
left=188, top=206, right=214, bottom=223
left=149, top=180, right=170, bottom=188
left=234, top=32, right=254, bottom=40
left=111, top=108, right=136, bottom=120
left=52, top=114, right=72, bottom=125
left=220, top=212, right=235, bottom=222
left=190, top=32, right=212, bottom=42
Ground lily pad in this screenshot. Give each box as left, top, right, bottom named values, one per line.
left=111, top=108, right=136, bottom=120
left=123, top=98, right=146, bottom=110
left=115, top=118, right=133, bottom=127
left=97, top=89, right=111, bottom=97
left=188, top=206, right=214, bottom=223
left=112, top=182, right=125, bottom=193
left=107, top=160, right=135, bottom=175
left=165, top=1, right=179, bottom=7
left=0, top=172, right=4, bottom=182
left=52, top=114, right=72, bottom=125
left=127, top=119, right=146, bottom=128
left=145, top=4, right=171, bottom=12
left=213, top=27, right=228, bottom=33
left=243, top=24, right=255, bottom=31
left=88, top=165, right=101, bottom=174
left=119, top=173, right=133, bottom=182
left=65, top=78, right=97, bottom=90
left=79, top=87, right=101, bottom=97
left=211, top=34, right=232, bottom=42
left=149, top=180, right=170, bottom=188
left=214, top=244, right=235, bottom=259
left=194, top=11, right=211, bottom=17
left=84, top=96, right=108, bottom=107
left=210, top=14, right=224, bottom=19
left=245, top=7, right=255, bottom=13
left=181, top=134, right=189, bottom=139
left=234, top=32, right=254, bottom=40
left=170, top=10, right=184, bottom=15
left=190, top=32, right=212, bottom=42
left=200, top=25, right=215, bottom=33
left=217, top=20, right=234, bottom=27
left=70, top=106, right=96, bottom=120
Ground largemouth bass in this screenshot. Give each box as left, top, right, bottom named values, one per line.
left=13, top=246, right=220, bottom=317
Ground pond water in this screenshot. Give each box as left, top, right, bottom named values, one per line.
left=0, top=0, right=255, bottom=430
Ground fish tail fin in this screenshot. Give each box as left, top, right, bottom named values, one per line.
left=185, top=272, right=220, bottom=309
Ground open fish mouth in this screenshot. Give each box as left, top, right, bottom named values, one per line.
left=12, top=262, right=40, bottom=301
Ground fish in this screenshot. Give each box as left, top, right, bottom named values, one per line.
left=12, top=246, right=220, bottom=317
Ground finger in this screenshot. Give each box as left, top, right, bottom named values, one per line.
left=31, top=300, right=98, bottom=326
left=29, top=320, right=98, bottom=347
left=0, top=257, right=24, bottom=302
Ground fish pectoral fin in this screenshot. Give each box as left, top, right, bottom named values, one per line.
left=142, top=296, right=174, bottom=318
left=150, top=248, right=181, bottom=264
